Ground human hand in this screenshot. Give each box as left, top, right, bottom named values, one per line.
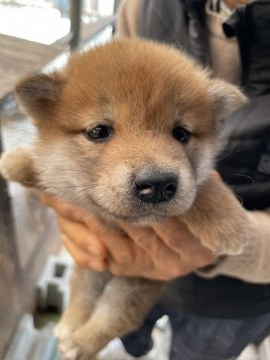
left=42, top=198, right=216, bottom=281
left=223, top=0, right=250, bottom=10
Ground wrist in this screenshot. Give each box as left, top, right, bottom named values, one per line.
left=197, top=255, right=227, bottom=272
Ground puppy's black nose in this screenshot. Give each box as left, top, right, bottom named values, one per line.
left=135, top=170, right=178, bottom=204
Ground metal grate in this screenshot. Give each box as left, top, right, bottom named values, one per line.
left=0, top=99, right=61, bottom=357
left=1, top=107, right=50, bottom=270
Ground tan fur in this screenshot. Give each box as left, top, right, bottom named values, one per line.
left=0, top=38, right=248, bottom=360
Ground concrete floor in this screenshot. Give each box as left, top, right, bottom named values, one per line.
left=97, top=316, right=171, bottom=360
left=5, top=253, right=270, bottom=360
left=55, top=252, right=270, bottom=360
left=5, top=303, right=270, bottom=360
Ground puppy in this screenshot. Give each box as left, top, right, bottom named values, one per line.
left=0, top=38, right=248, bottom=360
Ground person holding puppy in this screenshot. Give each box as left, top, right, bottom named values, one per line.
left=43, top=0, right=270, bottom=359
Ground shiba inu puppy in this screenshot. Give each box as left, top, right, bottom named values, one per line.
left=0, top=38, right=248, bottom=360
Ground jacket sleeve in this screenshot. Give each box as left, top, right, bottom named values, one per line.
left=116, top=0, right=142, bottom=37
left=197, top=209, right=270, bottom=283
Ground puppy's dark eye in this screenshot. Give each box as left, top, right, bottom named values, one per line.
left=84, top=125, right=113, bottom=142
left=172, top=126, right=191, bottom=144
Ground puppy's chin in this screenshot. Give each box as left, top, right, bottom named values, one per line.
left=92, top=204, right=192, bottom=225
left=116, top=213, right=167, bottom=225
left=90, top=205, right=166, bottom=224
left=83, top=191, right=197, bottom=225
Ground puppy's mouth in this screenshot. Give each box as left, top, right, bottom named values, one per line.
left=89, top=197, right=171, bottom=223
left=106, top=209, right=169, bottom=224
left=110, top=211, right=168, bottom=224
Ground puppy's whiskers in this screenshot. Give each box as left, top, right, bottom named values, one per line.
left=52, top=167, right=103, bottom=178
left=197, top=172, right=255, bottom=186
left=113, top=140, right=132, bottom=171
left=87, top=158, right=110, bottom=175
left=43, top=184, right=95, bottom=189
left=219, top=173, right=255, bottom=185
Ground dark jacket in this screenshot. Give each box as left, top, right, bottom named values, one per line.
left=138, top=0, right=270, bottom=318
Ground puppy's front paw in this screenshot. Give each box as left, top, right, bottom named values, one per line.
left=58, top=337, right=81, bottom=360
left=58, top=335, right=97, bottom=360
left=0, top=147, right=35, bottom=185
left=55, top=302, right=94, bottom=342
left=57, top=322, right=107, bottom=360
left=54, top=322, right=74, bottom=342
left=55, top=321, right=86, bottom=360
left=203, top=218, right=247, bottom=256
left=183, top=177, right=248, bottom=256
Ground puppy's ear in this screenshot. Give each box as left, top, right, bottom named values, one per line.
left=208, top=79, right=247, bottom=121
left=15, top=72, right=66, bottom=121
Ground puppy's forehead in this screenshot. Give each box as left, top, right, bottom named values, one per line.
left=62, top=39, right=213, bottom=128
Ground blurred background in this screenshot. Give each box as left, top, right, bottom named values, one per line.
left=0, top=1, right=120, bottom=358
left=1, top=1, right=269, bottom=360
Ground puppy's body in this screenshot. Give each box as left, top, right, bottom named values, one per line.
left=0, top=39, right=248, bottom=360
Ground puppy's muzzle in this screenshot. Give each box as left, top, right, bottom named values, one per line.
left=134, top=169, right=178, bottom=204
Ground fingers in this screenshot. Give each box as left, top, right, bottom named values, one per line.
left=58, top=216, right=108, bottom=271
left=118, top=221, right=176, bottom=262
left=42, top=195, right=88, bottom=223
left=43, top=195, right=111, bottom=270
left=151, top=218, right=216, bottom=267
left=43, top=195, right=136, bottom=273
left=151, top=217, right=192, bottom=249
left=57, top=216, right=108, bottom=259
left=151, top=217, right=199, bottom=252
left=117, top=222, right=193, bottom=279
left=117, top=223, right=158, bottom=250
left=42, top=195, right=215, bottom=280
left=107, top=245, right=157, bottom=280
left=62, top=234, right=107, bottom=271
left=98, top=227, right=134, bottom=267
left=118, top=220, right=215, bottom=277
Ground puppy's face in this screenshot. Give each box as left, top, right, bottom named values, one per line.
left=16, top=39, right=246, bottom=223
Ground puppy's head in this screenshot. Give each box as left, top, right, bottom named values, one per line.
left=16, top=39, right=246, bottom=223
